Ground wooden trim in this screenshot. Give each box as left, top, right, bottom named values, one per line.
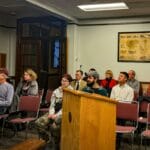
left=63, top=88, right=117, bottom=104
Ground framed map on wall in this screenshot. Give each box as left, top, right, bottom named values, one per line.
left=118, top=32, right=150, bottom=62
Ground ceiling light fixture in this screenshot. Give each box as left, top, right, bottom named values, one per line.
left=77, top=2, right=128, bottom=11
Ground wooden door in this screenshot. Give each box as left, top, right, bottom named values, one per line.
left=16, top=16, right=67, bottom=90
left=48, top=37, right=67, bottom=89
left=16, top=39, right=41, bottom=85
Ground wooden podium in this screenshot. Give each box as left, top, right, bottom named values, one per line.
left=61, top=89, right=117, bottom=150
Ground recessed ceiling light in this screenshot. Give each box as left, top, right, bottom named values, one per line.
left=77, top=2, right=128, bottom=11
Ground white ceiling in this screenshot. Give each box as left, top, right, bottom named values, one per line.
left=0, top=0, right=150, bottom=23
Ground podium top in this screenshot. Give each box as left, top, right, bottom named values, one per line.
left=63, top=88, right=117, bottom=104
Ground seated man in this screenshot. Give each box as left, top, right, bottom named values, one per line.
left=82, top=71, right=107, bottom=96
left=0, top=68, right=14, bottom=114
left=110, top=71, right=134, bottom=149
left=110, top=71, right=134, bottom=102
left=83, top=68, right=96, bottom=81
left=71, top=69, right=87, bottom=91
left=127, top=70, right=140, bottom=100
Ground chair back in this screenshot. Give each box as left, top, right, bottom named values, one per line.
left=38, top=89, right=44, bottom=98
left=18, top=96, right=41, bottom=113
left=147, top=103, right=150, bottom=128
left=140, top=101, right=149, bottom=113
left=117, top=101, right=139, bottom=122
left=38, top=89, right=44, bottom=103
left=45, top=89, right=53, bottom=104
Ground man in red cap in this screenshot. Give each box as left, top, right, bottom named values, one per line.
left=0, top=68, right=14, bottom=114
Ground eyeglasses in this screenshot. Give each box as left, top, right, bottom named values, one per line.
left=61, top=79, right=69, bottom=82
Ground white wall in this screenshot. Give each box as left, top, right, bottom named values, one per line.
left=67, top=25, right=80, bottom=75
left=67, top=23, right=150, bottom=81
left=0, top=26, right=16, bottom=76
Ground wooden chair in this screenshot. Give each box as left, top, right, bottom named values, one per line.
left=116, top=101, right=139, bottom=150
left=8, top=96, right=41, bottom=138
left=140, top=103, right=150, bottom=149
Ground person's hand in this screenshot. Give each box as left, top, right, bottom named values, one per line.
left=48, top=114, right=57, bottom=119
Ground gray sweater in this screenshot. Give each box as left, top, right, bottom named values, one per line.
left=0, top=82, right=14, bottom=106
left=15, top=79, right=38, bottom=96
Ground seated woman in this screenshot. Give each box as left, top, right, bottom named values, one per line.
left=10, top=68, right=38, bottom=113
left=15, top=68, right=38, bottom=96
left=100, top=70, right=117, bottom=97
left=35, top=74, right=73, bottom=147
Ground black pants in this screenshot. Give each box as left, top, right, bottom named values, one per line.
left=0, top=106, right=8, bottom=115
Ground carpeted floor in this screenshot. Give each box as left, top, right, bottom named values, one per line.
left=0, top=126, right=57, bottom=150
left=0, top=127, right=150, bottom=150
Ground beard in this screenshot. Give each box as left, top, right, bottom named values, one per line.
left=87, top=81, right=95, bottom=87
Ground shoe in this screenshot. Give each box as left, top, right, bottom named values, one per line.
left=39, top=130, right=52, bottom=142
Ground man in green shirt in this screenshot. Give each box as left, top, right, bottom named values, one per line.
left=82, top=71, right=107, bottom=96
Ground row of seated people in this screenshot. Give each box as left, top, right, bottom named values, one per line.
left=0, top=73, right=74, bottom=150
left=0, top=67, right=41, bottom=143
left=69, top=68, right=150, bottom=149
left=82, top=68, right=150, bottom=100
left=0, top=68, right=38, bottom=115
left=1, top=67, right=150, bottom=149
left=72, top=68, right=150, bottom=99
left=0, top=69, right=105, bottom=150
left=1, top=66, right=150, bottom=116
left=36, top=69, right=150, bottom=149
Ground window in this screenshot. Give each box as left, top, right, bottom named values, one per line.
left=52, top=39, right=60, bottom=68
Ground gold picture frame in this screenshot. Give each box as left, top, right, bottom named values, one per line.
left=118, top=32, right=150, bottom=62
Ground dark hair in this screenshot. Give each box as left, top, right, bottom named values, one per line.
left=120, top=71, right=129, bottom=79
left=89, top=68, right=96, bottom=72
left=76, top=69, right=83, bottom=75
left=0, top=68, right=9, bottom=76
left=62, top=74, right=73, bottom=82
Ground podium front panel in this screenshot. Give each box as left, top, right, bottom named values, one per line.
left=61, top=89, right=117, bottom=150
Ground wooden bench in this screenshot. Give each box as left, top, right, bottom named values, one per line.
left=9, top=138, right=46, bottom=150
